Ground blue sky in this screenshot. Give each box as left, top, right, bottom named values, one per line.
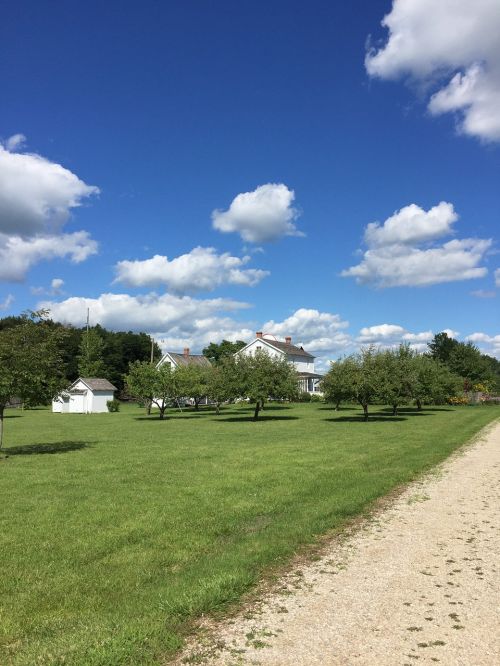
left=1, top=0, right=499, bottom=363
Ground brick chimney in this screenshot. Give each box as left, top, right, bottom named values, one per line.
left=256, top=331, right=263, bottom=339
left=285, top=336, right=292, bottom=345
left=183, top=347, right=190, bottom=358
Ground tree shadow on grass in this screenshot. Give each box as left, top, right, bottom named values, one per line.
left=3, top=441, right=91, bottom=456
left=216, top=415, right=299, bottom=423
left=325, top=415, right=409, bottom=423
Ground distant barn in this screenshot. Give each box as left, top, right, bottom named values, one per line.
left=52, top=378, right=117, bottom=414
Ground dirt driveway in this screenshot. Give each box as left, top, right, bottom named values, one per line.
left=175, top=420, right=500, bottom=666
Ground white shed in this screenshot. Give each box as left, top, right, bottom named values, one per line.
left=52, top=377, right=117, bottom=414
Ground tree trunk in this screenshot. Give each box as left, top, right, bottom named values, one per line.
left=0, top=405, right=4, bottom=451
left=159, top=401, right=167, bottom=420
left=253, top=400, right=261, bottom=420
left=335, top=400, right=340, bottom=411
left=416, top=399, right=422, bottom=411
left=362, top=403, right=369, bottom=421
left=146, top=399, right=151, bottom=415
left=392, top=404, right=398, bottom=416
left=215, top=402, right=220, bottom=415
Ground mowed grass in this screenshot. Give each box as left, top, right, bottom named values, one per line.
left=1, top=402, right=499, bottom=665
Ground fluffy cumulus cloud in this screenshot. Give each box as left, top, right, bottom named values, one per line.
left=357, top=323, right=434, bottom=351
left=0, top=135, right=98, bottom=281
left=262, top=308, right=352, bottom=353
left=212, top=183, right=303, bottom=243
left=0, top=231, right=97, bottom=282
left=114, top=246, right=269, bottom=293
left=41, top=292, right=253, bottom=351
left=466, top=332, right=500, bottom=358
left=342, top=202, right=491, bottom=287
left=366, top=0, right=500, bottom=142
left=495, top=268, right=500, bottom=287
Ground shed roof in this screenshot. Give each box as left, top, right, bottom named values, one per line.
left=77, top=378, right=118, bottom=391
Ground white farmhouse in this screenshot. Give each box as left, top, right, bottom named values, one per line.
left=52, top=378, right=117, bottom=414
left=238, top=332, right=323, bottom=394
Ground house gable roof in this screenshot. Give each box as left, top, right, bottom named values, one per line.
left=239, top=337, right=315, bottom=359
left=263, top=339, right=314, bottom=359
left=159, top=352, right=212, bottom=368
left=73, top=377, right=118, bottom=392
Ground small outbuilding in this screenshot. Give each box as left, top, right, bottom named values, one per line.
left=52, top=377, right=117, bottom=414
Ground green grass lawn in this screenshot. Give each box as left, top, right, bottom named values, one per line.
left=1, top=402, right=498, bottom=665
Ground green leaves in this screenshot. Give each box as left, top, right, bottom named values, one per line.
left=0, top=311, right=68, bottom=447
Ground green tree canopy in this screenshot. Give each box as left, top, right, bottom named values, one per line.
left=320, top=359, right=353, bottom=410
left=206, top=357, right=239, bottom=414
left=202, top=339, right=246, bottom=365
left=428, top=332, right=459, bottom=363
left=78, top=327, right=106, bottom=378
left=0, top=311, right=67, bottom=449
left=236, top=349, right=298, bottom=420
left=174, top=364, right=211, bottom=409
left=125, top=361, right=175, bottom=420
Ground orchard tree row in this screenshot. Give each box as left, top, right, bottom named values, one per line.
left=125, top=350, right=298, bottom=421
left=320, top=343, right=486, bottom=421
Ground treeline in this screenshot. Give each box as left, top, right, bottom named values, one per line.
left=427, top=332, right=500, bottom=391
left=321, top=334, right=500, bottom=421
left=0, top=316, right=162, bottom=391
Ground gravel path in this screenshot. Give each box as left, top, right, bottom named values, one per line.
left=175, top=420, right=500, bottom=666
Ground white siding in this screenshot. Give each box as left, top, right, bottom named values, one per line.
left=90, top=391, right=113, bottom=413
left=52, top=398, right=63, bottom=413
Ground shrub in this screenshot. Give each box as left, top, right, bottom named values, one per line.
left=107, top=399, right=120, bottom=412
left=297, top=391, right=311, bottom=402
left=447, top=395, right=469, bottom=406
left=310, top=393, right=323, bottom=402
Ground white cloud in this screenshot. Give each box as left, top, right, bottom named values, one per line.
left=364, top=202, right=457, bottom=247
left=114, top=246, right=269, bottom=293
left=366, top=0, right=500, bottom=142
left=51, top=278, right=64, bottom=291
left=358, top=324, right=407, bottom=343
left=0, top=136, right=99, bottom=237
left=466, top=332, right=500, bottom=358
left=0, top=294, right=14, bottom=311
left=442, top=328, right=460, bottom=339
left=495, top=268, right=500, bottom=287
left=0, top=231, right=97, bottom=282
left=262, top=308, right=351, bottom=353
left=0, top=136, right=99, bottom=282
left=31, top=277, right=66, bottom=297
left=357, top=323, right=435, bottom=353
left=212, top=183, right=304, bottom=243
left=342, top=202, right=491, bottom=287
left=41, top=292, right=252, bottom=352
left=5, top=134, right=26, bottom=152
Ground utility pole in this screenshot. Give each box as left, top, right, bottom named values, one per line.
left=86, top=308, right=90, bottom=352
